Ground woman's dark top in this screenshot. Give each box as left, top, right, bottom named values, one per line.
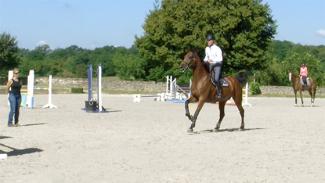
left=9, top=79, right=22, bottom=95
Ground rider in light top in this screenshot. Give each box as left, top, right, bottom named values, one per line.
left=300, top=63, right=308, bottom=87
left=203, top=34, right=223, bottom=98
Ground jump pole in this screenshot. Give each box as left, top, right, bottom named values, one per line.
left=85, top=64, right=105, bottom=112
left=42, top=75, right=57, bottom=109
left=88, top=64, right=93, bottom=101
left=2, top=71, right=10, bottom=157
left=26, top=70, right=35, bottom=108
left=8, top=70, right=13, bottom=81
left=242, top=82, right=252, bottom=107
left=166, top=75, right=170, bottom=95
left=170, top=77, right=176, bottom=98
left=0, top=153, right=7, bottom=160
left=97, top=65, right=103, bottom=112
left=7, top=70, right=13, bottom=106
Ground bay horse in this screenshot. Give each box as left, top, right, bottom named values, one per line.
left=180, top=50, right=246, bottom=132
left=288, top=71, right=317, bottom=105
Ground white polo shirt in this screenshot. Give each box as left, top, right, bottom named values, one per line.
left=203, top=44, right=223, bottom=64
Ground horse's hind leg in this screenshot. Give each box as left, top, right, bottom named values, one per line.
left=234, top=99, right=245, bottom=130
left=311, top=87, right=316, bottom=105
left=214, top=101, right=226, bottom=131
left=308, top=89, right=313, bottom=104
left=313, top=88, right=316, bottom=104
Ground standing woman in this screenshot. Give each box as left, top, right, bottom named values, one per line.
left=6, top=68, right=22, bottom=127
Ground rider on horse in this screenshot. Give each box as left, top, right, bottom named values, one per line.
left=203, top=34, right=223, bottom=98
left=300, top=63, right=308, bottom=87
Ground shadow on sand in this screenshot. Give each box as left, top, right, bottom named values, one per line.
left=0, top=136, right=12, bottom=140
left=0, top=143, right=43, bottom=157
left=102, top=109, right=122, bottom=113
left=82, top=108, right=122, bottom=113
left=19, top=123, right=47, bottom=127
left=188, top=127, right=265, bottom=135
left=294, top=104, right=320, bottom=107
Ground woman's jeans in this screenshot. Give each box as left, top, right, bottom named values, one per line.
left=8, top=93, right=21, bottom=125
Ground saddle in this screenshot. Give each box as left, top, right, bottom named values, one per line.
left=211, top=78, right=229, bottom=87
left=300, top=77, right=310, bottom=88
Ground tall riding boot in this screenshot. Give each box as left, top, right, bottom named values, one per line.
left=216, top=83, right=222, bottom=98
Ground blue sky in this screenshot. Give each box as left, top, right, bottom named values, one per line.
left=0, top=0, right=325, bottom=49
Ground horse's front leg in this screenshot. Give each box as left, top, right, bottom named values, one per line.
left=185, top=96, right=197, bottom=120
left=188, top=99, right=205, bottom=132
left=294, top=91, right=297, bottom=105
left=312, top=88, right=316, bottom=104
left=309, top=90, right=313, bottom=104
left=309, top=89, right=315, bottom=105
left=300, top=90, right=304, bottom=105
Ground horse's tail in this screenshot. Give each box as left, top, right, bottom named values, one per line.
left=235, top=70, right=249, bottom=88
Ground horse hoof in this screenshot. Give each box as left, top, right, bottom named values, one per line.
left=240, top=127, right=245, bottom=131
left=213, top=128, right=219, bottom=132
left=187, top=128, right=194, bottom=133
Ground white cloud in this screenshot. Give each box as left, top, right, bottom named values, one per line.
left=37, top=40, right=48, bottom=46
left=316, top=29, right=325, bottom=37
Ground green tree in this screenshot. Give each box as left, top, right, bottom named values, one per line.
left=257, top=40, right=325, bottom=86
left=283, top=51, right=323, bottom=85
left=136, top=0, right=276, bottom=81
left=112, top=52, right=146, bottom=80
left=0, top=32, right=20, bottom=75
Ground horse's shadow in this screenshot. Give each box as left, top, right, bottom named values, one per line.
left=294, top=104, right=320, bottom=107
left=188, top=127, right=265, bottom=135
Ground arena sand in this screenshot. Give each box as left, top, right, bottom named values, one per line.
left=1, top=94, right=325, bottom=183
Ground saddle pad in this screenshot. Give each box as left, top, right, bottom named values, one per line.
left=220, top=78, right=229, bottom=87
left=300, top=77, right=310, bottom=86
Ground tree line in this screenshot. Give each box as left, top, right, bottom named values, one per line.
left=1, top=33, right=324, bottom=86
left=1, top=0, right=324, bottom=86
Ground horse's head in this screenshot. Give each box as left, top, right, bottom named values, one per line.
left=180, top=50, right=198, bottom=70
left=288, top=71, right=299, bottom=82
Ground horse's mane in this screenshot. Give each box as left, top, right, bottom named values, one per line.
left=190, top=50, right=210, bottom=73
left=291, top=72, right=299, bottom=77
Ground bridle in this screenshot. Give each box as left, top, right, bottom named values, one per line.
left=181, top=55, right=195, bottom=72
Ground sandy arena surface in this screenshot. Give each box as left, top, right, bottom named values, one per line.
left=0, top=94, right=325, bottom=183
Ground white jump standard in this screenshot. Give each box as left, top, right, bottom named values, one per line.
left=42, top=75, right=57, bottom=109
left=85, top=64, right=106, bottom=112
left=26, top=70, right=35, bottom=108
left=242, top=82, right=252, bottom=107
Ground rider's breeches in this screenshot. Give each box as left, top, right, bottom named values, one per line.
left=302, top=76, right=307, bottom=85
left=210, top=62, right=223, bottom=84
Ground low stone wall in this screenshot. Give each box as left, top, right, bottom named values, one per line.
left=34, top=77, right=165, bottom=94
left=260, top=86, right=325, bottom=97
left=1, top=77, right=324, bottom=97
